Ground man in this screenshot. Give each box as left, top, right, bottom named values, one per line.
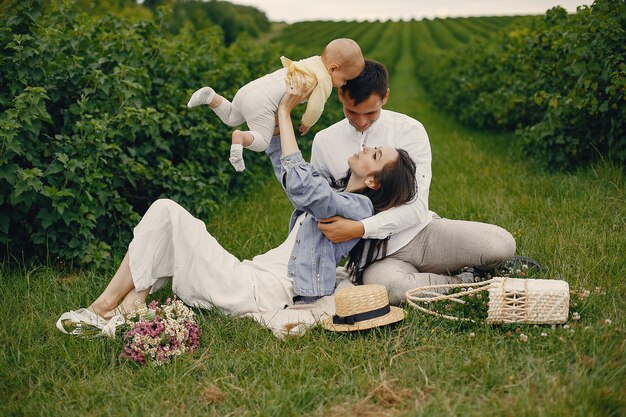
left=310, top=60, right=517, bottom=304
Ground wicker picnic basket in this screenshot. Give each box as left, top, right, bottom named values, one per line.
left=405, top=277, right=570, bottom=324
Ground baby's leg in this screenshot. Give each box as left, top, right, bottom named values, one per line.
left=245, top=118, right=276, bottom=152
left=227, top=98, right=276, bottom=172
left=188, top=87, right=246, bottom=126
left=228, top=125, right=275, bottom=172
left=212, top=97, right=245, bottom=126
left=232, top=77, right=279, bottom=153
left=229, top=130, right=254, bottom=172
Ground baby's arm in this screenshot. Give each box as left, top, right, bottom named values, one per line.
left=299, top=124, right=310, bottom=136
left=299, top=80, right=332, bottom=134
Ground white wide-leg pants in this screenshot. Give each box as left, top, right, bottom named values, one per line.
left=128, top=199, right=295, bottom=315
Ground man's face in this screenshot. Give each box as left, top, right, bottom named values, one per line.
left=338, top=89, right=389, bottom=133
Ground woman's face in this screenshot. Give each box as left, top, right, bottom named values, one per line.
left=348, top=146, right=398, bottom=182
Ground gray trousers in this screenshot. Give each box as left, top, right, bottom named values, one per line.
left=362, top=217, right=516, bottom=305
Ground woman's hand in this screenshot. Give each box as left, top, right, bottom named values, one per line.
left=279, top=73, right=317, bottom=113
left=277, top=74, right=316, bottom=156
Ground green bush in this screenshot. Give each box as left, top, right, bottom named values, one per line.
left=166, top=0, right=271, bottom=44
left=68, top=0, right=270, bottom=45
left=0, top=0, right=284, bottom=266
left=419, top=0, right=625, bottom=169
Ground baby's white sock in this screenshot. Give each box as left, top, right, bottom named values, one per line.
left=187, top=87, right=216, bottom=108
left=229, top=144, right=245, bottom=172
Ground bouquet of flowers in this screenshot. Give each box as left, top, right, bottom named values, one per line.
left=121, top=297, right=201, bottom=366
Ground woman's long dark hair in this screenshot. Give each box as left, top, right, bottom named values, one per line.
left=335, top=148, right=417, bottom=283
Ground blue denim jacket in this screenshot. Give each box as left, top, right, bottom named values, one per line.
left=265, top=136, right=374, bottom=297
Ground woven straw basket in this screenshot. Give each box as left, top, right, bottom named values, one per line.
left=405, top=277, right=570, bottom=324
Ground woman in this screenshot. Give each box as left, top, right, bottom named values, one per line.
left=57, top=75, right=417, bottom=335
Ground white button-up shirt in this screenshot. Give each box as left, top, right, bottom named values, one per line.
left=311, top=109, right=435, bottom=255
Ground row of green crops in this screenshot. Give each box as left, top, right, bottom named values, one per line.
left=416, top=0, right=625, bottom=170
left=273, top=16, right=512, bottom=80
left=0, top=0, right=342, bottom=266
left=278, top=8, right=625, bottom=170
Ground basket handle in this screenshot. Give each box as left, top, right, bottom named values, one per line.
left=405, top=279, right=496, bottom=322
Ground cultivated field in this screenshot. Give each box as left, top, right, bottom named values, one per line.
left=2, top=13, right=625, bottom=417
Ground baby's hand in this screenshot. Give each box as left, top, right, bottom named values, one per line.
left=299, top=124, right=310, bottom=135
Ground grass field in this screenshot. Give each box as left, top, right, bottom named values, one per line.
left=1, top=18, right=625, bottom=417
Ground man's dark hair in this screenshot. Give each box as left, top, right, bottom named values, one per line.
left=341, top=59, right=388, bottom=105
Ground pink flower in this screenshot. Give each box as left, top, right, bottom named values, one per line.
left=121, top=298, right=202, bottom=366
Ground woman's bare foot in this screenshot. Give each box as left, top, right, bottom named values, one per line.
left=89, top=303, right=132, bottom=320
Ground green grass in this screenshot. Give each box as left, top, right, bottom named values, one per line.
left=2, top=19, right=626, bottom=417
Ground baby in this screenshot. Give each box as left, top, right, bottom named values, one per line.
left=187, top=38, right=364, bottom=171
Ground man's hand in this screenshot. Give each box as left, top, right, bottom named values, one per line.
left=317, top=216, right=364, bottom=243
left=299, top=123, right=310, bottom=135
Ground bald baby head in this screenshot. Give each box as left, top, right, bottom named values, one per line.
left=321, top=38, right=365, bottom=87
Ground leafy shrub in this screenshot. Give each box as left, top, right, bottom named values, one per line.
left=69, top=0, right=270, bottom=45
left=167, top=0, right=270, bottom=44
left=419, top=0, right=625, bottom=170
left=0, top=0, right=302, bottom=266
left=69, top=0, right=154, bottom=21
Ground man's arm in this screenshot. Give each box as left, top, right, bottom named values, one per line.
left=318, top=196, right=425, bottom=243
left=317, top=216, right=364, bottom=242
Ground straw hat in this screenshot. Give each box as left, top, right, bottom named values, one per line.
left=323, top=285, right=405, bottom=332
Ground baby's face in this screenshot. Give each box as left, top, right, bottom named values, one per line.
left=330, top=65, right=362, bottom=88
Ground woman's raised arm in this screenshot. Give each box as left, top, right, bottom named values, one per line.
left=277, top=74, right=317, bottom=156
